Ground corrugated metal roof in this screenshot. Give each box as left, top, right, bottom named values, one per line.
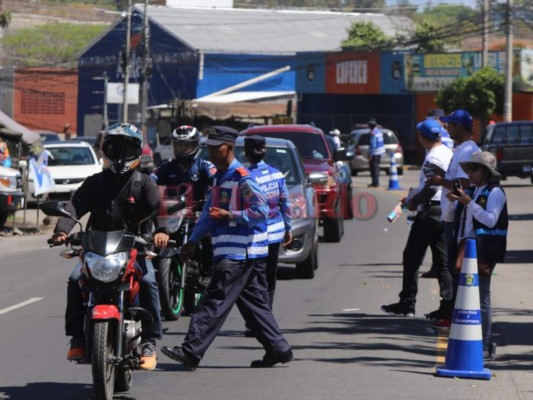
left=140, top=5, right=412, bottom=54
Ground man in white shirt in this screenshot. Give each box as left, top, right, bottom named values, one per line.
left=425, top=109, right=480, bottom=326
left=381, top=119, right=453, bottom=318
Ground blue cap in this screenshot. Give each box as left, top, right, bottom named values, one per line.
left=416, top=119, right=442, bottom=140
left=440, top=109, right=473, bottom=131
left=205, top=126, right=239, bottom=146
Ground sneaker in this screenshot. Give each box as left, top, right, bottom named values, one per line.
left=421, top=270, right=438, bottom=279
left=139, top=342, right=158, bottom=371
left=424, top=308, right=451, bottom=321
left=250, top=349, right=294, bottom=368
left=431, top=318, right=451, bottom=328
left=67, top=337, right=85, bottom=361
left=161, top=346, right=199, bottom=370
left=381, top=303, right=415, bottom=317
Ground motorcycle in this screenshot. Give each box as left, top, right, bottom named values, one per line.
left=41, top=201, right=158, bottom=400
left=155, top=195, right=211, bottom=320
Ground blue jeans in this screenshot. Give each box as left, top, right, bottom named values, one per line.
left=370, top=155, right=381, bottom=187
left=479, top=264, right=495, bottom=351
left=65, top=257, right=162, bottom=343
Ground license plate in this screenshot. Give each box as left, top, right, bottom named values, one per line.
left=522, top=165, right=532, bottom=173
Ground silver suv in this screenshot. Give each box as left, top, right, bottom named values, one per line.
left=347, top=128, right=404, bottom=177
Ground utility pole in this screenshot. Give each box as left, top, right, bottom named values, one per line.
left=503, top=0, right=513, bottom=122
left=482, top=0, right=489, bottom=67
left=140, top=0, right=150, bottom=135
left=103, top=72, right=109, bottom=129
left=122, top=0, right=132, bottom=123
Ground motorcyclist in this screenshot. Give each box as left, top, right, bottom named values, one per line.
left=150, top=125, right=216, bottom=283
left=50, top=122, right=169, bottom=371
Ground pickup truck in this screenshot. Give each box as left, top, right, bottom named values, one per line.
left=481, top=121, right=533, bottom=183
left=0, top=165, right=24, bottom=228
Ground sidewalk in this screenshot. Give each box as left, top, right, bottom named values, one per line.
left=0, top=208, right=56, bottom=237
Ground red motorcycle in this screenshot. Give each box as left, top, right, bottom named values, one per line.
left=41, top=201, right=157, bottom=400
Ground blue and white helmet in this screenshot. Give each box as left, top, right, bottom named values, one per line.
left=102, top=122, right=143, bottom=174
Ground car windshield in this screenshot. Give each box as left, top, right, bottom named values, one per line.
left=253, top=132, right=329, bottom=160
left=40, top=133, right=61, bottom=143
left=199, top=145, right=299, bottom=185
left=235, top=146, right=299, bottom=185
left=357, top=131, right=398, bottom=146
left=46, top=147, right=96, bottom=166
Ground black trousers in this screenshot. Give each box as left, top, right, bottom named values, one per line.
left=265, top=242, right=281, bottom=308
left=182, top=257, right=291, bottom=363
left=399, top=206, right=452, bottom=308
left=370, top=155, right=381, bottom=186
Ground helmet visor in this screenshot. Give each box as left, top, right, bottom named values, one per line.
left=103, top=140, right=141, bottom=160
left=173, top=141, right=198, bottom=157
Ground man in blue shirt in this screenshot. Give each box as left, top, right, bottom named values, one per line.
left=367, top=119, right=385, bottom=188
left=162, top=126, right=293, bottom=369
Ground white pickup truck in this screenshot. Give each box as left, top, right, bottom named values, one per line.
left=0, top=165, right=24, bottom=228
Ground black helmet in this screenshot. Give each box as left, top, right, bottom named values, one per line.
left=102, top=122, right=143, bottom=174
left=171, top=125, right=200, bottom=163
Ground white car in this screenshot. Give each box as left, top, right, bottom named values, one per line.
left=27, top=141, right=102, bottom=202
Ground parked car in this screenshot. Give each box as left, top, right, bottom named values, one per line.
left=27, top=141, right=102, bottom=202
left=198, top=137, right=326, bottom=278
left=0, top=165, right=24, bottom=228
left=68, top=136, right=98, bottom=146
left=36, top=131, right=62, bottom=143
left=348, top=127, right=404, bottom=177
left=481, top=121, right=533, bottom=182
left=241, top=124, right=353, bottom=243
left=153, top=136, right=173, bottom=167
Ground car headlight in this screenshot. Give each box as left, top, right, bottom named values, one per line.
left=0, top=175, right=17, bottom=189
left=85, top=251, right=128, bottom=283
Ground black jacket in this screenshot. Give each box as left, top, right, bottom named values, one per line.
left=55, top=169, right=168, bottom=235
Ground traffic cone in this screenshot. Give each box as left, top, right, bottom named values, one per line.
left=387, top=153, right=401, bottom=190
left=436, top=239, right=491, bottom=380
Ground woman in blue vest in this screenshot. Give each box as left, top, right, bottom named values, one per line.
left=243, top=136, right=292, bottom=337
left=449, top=151, right=508, bottom=360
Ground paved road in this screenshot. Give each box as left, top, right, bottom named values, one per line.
left=1, top=168, right=532, bottom=400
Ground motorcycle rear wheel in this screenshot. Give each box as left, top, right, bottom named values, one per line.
left=92, top=321, right=116, bottom=400
left=158, top=257, right=184, bottom=321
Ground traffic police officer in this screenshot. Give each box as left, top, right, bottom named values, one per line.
left=162, top=126, right=294, bottom=369
left=368, top=118, right=385, bottom=187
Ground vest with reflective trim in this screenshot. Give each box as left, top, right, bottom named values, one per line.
left=249, top=161, right=286, bottom=244
left=210, top=163, right=268, bottom=261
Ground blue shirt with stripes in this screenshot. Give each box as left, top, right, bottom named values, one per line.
left=249, top=160, right=292, bottom=244
left=189, top=159, right=269, bottom=261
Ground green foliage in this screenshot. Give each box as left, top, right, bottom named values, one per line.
left=341, top=21, right=392, bottom=50
left=0, top=11, right=11, bottom=29
left=412, top=21, right=445, bottom=53
left=1, top=23, right=108, bottom=67
left=436, top=67, right=505, bottom=121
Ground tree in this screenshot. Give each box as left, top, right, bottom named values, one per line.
left=436, top=67, right=504, bottom=130
left=341, top=20, right=392, bottom=50
left=0, top=0, right=11, bottom=29
left=412, top=21, right=445, bottom=53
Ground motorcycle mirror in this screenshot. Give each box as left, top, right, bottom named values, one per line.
left=39, top=201, right=72, bottom=218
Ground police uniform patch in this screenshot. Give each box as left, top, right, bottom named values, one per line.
left=242, top=182, right=253, bottom=199
left=191, top=172, right=199, bottom=182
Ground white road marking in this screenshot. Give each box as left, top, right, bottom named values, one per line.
left=342, top=308, right=360, bottom=312
left=0, top=297, right=44, bottom=315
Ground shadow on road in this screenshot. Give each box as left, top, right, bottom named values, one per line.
left=503, top=249, right=533, bottom=263
left=509, top=213, right=533, bottom=221
left=0, top=382, right=94, bottom=400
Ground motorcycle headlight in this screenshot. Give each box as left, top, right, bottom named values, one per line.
left=85, top=251, right=128, bottom=283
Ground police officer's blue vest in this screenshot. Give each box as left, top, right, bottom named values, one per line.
left=249, top=161, right=286, bottom=244
left=210, top=162, right=268, bottom=261
left=371, top=128, right=385, bottom=156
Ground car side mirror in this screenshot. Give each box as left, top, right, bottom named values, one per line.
left=335, top=147, right=354, bottom=161
left=308, top=172, right=328, bottom=185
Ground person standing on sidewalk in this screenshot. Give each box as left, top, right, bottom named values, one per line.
left=367, top=119, right=385, bottom=188
left=381, top=119, right=453, bottom=317
left=449, top=151, right=508, bottom=360
left=425, top=109, right=480, bottom=326
left=161, top=126, right=293, bottom=369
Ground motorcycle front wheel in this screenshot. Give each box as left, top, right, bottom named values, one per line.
left=92, top=321, right=116, bottom=400
left=158, top=257, right=184, bottom=321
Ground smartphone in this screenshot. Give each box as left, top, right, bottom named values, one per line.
left=452, top=179, right=462, bottom=196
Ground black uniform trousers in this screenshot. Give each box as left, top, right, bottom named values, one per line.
left=182, top=257, right=291, bottom=363
left=399, top=205, right=452, bottom=308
